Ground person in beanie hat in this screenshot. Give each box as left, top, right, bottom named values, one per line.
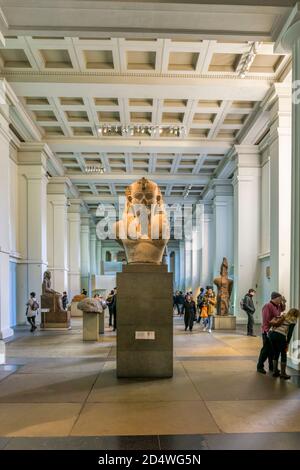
left=257, top=292, right=286, bottom=374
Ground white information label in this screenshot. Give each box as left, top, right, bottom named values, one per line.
left=135, top=331, right=155, bottom=340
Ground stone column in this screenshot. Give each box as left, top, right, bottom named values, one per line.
left=89, top=225, right=97, bottom=276
left=232, top=145, right=261, bottom=321
left=80, top=214, right=90, bottom=292
left=17, top=143, right=49, bottom=326
left=47, top=177, right=69, bottom=293
left=96, top=239, right=102, bottom=275
left=0, top=109, right=13, bottom=338
left=201, top=203, right=214, bottom=288
left=68, top=199, right=81, bottom=300
left=263, top=84, right=292, bottom=300
left=184, top=238, right=192, bottom=292
left=192, top=217, right=202, bottom=298
left=179, top=240, right=185, bottom=291
left=212, top=180, right=233, bottom=277
left=277, top=13, right=300, bottom=368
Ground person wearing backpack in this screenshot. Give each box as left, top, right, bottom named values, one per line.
left=241, top=289, right=256, bottom=336
left=26, top=292, right=39, bottom=332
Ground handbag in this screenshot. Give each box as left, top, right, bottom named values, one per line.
left=200, top=305, right=208, bottom=318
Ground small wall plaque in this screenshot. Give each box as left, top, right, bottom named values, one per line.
left=135, top=331, right=155, bottom=340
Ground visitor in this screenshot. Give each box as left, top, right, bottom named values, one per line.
left=183, top=294, right=196, bottom=332
left=268, top=308, right=299, bottom=380
left=203, top=286, right=216, bottom=333
left=62, top=291, right=69, bottom=310
left=196, top=287, right=205, bottom=323
left=106, top=290, right=115, bottom=327
left=81, top=288, right=87, bottom=296
left=26, top=292, right=39, bottom=333
left=256, top=292, right=286, bottom=374
left=241, top=288, right=256, bottom=336
left=175, top=290, right=184, bottom=315
left=112, top=287, right=117, bottom=331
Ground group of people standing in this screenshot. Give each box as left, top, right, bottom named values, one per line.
left=173, top=287, right=217, bottom=333
left=256, top=292, right=299, bottom=380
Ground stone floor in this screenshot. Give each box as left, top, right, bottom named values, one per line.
left=0, top=315, right=300, bottom=449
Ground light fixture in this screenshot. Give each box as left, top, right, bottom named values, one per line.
left=183, top=184, right=193, bottom=198
left=97, top=124, right=186, bottom=138
left=238, top=41, right=261, bottom=79
left=84, top=165, right=105, bottom=174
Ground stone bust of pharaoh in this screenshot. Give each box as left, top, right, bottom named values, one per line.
left=115, top=177, right=170, bottom=264
left=213, top=257, right=233, bottom=316
left=42, top=270, right=63, bottom=311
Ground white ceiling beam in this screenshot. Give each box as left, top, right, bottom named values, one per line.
left=48, top=138, right=230, bottom=154
left=9, top=80, right=270, bottom=102
left=0, top=2, right=291, bottom=42
left=70, top=173, right=210, bottom=184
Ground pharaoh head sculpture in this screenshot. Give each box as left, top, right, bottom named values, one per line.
left=115, top=177, right=169, bottom=264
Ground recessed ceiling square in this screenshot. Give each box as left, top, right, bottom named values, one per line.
left=72, top=127, right=93, bottom=136
left=127, top=51, right=156, bottom=70
left=130, top=112, right=152, bottom=123
left=33, top=110, right=57, bottom=122
left=249, top=54, right=284, bottom=73
left=98, top=111, right=120, bottom=122
left=168, top=52, right=199, bottom=71
left=209, top=53, right=241, bottom=72
left=0, top=49, right=31, bottom=68
left=84, top=50, right=114, bottom=69
left=162, top=112, right=184, bottom=123
left=40, top=49, right=73, bottom=68
left=65, top=110, right=89, bottom=122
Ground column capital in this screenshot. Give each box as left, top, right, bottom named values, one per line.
left=68, top=198, right=83, bottom=214
left=275, top=3, right=300, bottom=53
left=47, top=176, right=72, bottom=196
left=212, top=179, right=233, bottom=198
left=231, top=145, right=261, bottom=168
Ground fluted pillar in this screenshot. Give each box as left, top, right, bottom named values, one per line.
left=233, top=145, right=261, bottom=321
left=80, top=214, right=90, bottom=292
left=47, top=177, right=69, bottom=293
left=68, top=199, right=81, bottom=300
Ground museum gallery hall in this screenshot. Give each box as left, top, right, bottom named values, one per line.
left=1, top=0, right=300, bottom=452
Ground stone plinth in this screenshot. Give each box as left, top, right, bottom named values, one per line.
left=117, top=263, right=173, bottom=378
left=40, top=296, right=71, bottom=330
left=99, top=312, right=104, bottom=334
left=213, top=315, right=236, bottom=330
left=83, top=312, right=99, bottom=341
left=70, top=302, right=83, bottom=317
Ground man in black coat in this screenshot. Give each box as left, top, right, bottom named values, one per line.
left=183, top=294, right=196, bottom=332
left=242, top=288, right=256, bottom=336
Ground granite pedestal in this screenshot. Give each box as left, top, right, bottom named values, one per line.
left=98, top=312, right=104, bottom=334
left=70, top=302, right=83, bottom=317
left=213, top=315, right=236, bottom=330
left=117, top=263, right=173, bottom=378
left=40, top=297, right=71, bottom=330
left=83, top=312, right=99, bottom=341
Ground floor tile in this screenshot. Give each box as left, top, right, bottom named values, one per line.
left=204, top=432, right=300, bottom=450
left=16, top=357, right=105, bottom=375
left=71, top=402, right=220, bottom=436
left=183, top=362, right=300, bottom=401
left=0, top=372, right=98, bottom=403
left=0, top=403, right=81, bottom=436
left=206, top=400, right=300, bottom=433
left=88, top=362, right=201, bottom=403
left=159, top=434, right=209, bottom=450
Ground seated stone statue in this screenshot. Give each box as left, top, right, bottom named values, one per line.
left=41, top=270, right=64, bottom=312
left=40, top=271, right=70, bottom=328
left=115, top=177, right=170, bottom=264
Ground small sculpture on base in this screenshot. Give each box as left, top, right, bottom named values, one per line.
left=213, top=257, right=233, bottom=316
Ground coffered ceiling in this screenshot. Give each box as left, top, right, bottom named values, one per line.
left=0, top=1, right=293, bottom=210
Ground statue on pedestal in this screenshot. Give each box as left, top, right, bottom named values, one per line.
left=41, top=270, right=64, bottom=312
left=213, top=257, right=233, bottom=316
left=115, top=177, right=170, bottom=264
